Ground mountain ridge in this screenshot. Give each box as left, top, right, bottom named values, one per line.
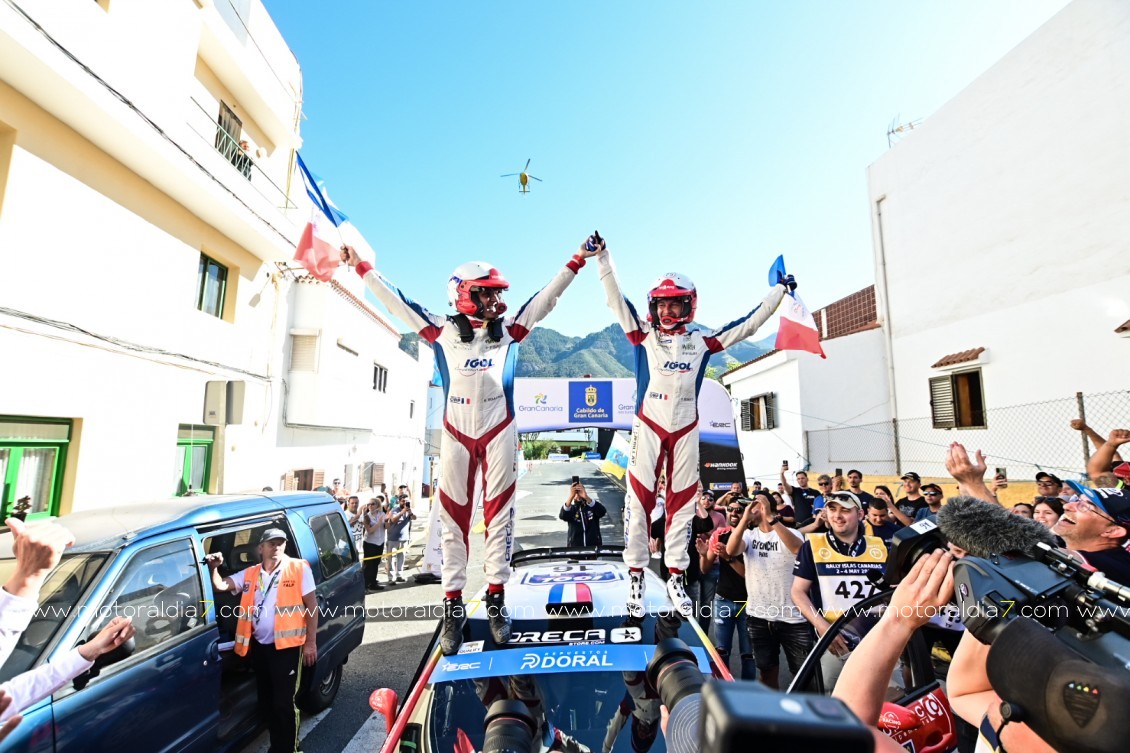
left=514, top=323, right=774, bottom=378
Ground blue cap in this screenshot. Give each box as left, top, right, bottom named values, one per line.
left=1066, top=481, right=1130, bottom=525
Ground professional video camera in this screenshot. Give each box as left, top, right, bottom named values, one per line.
left=880, top=497, right=1130, bottom=753
left=645, top=638, right=873, bottom=753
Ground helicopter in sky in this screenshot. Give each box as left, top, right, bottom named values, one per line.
left=500, top=158, right=542, bottom=193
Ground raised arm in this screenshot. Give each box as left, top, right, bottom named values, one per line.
left=702, top=283, right=787, bottom=353
left=595, top=247, right=649, bottom=344
left=1087, top=429, right=1129, bottom=482
left=342, top=246, right=446, bottom=343
left=508, top=240, right=599, bottom=341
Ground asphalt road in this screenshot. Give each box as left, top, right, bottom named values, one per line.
left=242, top=461, right=623, bottom=753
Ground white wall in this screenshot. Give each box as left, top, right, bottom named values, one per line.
left=723, top=353, right=804, bottom=485
left=724, top=328, right=891, bottom=483
left=0, top=1, right=430, bottom=512
left=868, top=0, right=1130, bottom=477
left=870, top=0, right=1130, bottom=405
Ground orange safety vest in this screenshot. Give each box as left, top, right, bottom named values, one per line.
left=234, top=557, right=310, bottom=656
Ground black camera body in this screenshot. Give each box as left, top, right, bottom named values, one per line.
left=700, top=682, right=872, bottom=753
left=646, top=638, right=872, bottom=753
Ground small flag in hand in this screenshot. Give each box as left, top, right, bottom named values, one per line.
left=293, top=153, right=348, bottom=282
left=775, top=292, right=826, bottom=358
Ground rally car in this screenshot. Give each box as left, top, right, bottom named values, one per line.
left=787, top=589, right=961, bottom=753
left=369, top=547, right=731, bottom=753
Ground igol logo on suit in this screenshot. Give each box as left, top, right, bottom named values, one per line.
left=569, top=381, right=613, bottom=422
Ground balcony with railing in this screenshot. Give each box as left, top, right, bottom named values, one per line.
left=185, top=96, right=297, bottom=214
left=197, top=0, right=302, bottom=153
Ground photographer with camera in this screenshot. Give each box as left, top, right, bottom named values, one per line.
left=385, top=494, right=417, bottom=584
left=560, top=477, right=606, bottom=548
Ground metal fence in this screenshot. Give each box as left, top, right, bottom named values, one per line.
left=805, top=390, right=1130, bottom=481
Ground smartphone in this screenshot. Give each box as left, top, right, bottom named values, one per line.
left=995, top=467, right=1008, bottom=481
left=835, top=468, right=843, bottom=477
left=571, top=475, right=579, bottom=486
left=782, top=459, right=789, bottom=470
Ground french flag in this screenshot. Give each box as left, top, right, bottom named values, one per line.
left=293, top=153, right=349, bottom=282
left=547, top=582, right=593, bottom=613
left=775, top=291, right=826, bottom=359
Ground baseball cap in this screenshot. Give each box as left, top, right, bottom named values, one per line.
left=825, top=491, right=862, bottom=509
left=900, top=472, right=921, bottom=482
left=1113, top=462, right=1130, bottom=481
left=1065, top=481, right=1130, bottom=525
left=259, top=528, right=288, bottom=544
left=701, top=490, right=714, bottom=499
left=921, top=483, right=943, bottom=495
left=1035, top=472, right=1063, bottom=485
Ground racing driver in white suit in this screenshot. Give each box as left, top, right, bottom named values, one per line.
left=594, top=238, right=795, bottom=618
left=341, top=239, right=599, bottom=654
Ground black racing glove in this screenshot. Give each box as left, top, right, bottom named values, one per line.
left=777, top=272, right=797, bottom=291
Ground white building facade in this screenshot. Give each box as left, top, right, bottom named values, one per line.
left=0, top=0, right=429, bottom=518
left=867, top=0, right=1130, bottom=480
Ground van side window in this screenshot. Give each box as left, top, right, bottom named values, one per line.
left=310, top=513, right=354, bottom=579
left=88, top=540, right=204, bottom=656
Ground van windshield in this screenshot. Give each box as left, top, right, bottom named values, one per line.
left=0, top=553, right=109, bottom=683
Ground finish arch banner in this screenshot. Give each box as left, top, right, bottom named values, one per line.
left=514, top=378, right=744, bottom=491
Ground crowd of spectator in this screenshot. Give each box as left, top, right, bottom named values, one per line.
left=330, top=481, right=418, bottom=592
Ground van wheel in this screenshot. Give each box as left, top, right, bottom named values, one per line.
left=299, top=662, right=343, bottom=713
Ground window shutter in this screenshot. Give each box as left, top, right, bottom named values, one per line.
left=765, top=393, right=777, bottom=430
left=284, top=471, right=296, bottom=491
left=344, top=465, right=353, bottom=491
left=291, top=335, right=318, bottom=372
left=740, top=399, right=753, bottom=432
left=313, top=469, right=326, bottom=489
left=929, top=376, right=956, bottom=429
left=372, top=463, right=385, bottom=485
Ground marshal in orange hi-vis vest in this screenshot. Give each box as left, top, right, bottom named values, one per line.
left=234, top=558, right=310, bottom=656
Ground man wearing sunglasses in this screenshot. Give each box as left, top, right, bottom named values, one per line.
left=1055, top=483, right=1130, bottom=584
left=914, top=483, right=945, bottom=523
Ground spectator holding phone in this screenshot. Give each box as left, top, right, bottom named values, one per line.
left=385, top=496, right=417, bottom=583
left=362, top=496, right=388, bottom=592
left=560, top=479, right=606, bottom=548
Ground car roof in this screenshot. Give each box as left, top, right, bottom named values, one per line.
left=0, top=492, right=336, bottom=557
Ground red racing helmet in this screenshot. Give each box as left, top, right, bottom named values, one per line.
left=646, top=272, right=697, bottom=329
left=448, top=261, right=509, bottom=317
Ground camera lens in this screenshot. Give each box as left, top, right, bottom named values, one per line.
left=481, top=700, right=537, bottom=753
left=646, top=637, right=704, bottom=714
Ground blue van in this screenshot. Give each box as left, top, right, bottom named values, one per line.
left=0, top=492, right=365, bottom=752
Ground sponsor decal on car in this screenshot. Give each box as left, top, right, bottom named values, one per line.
left=521, top=571, right=622, bottom=585
left=508, top=629, right=606, bottom=646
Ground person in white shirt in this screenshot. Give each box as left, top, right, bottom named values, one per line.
left=724, top=491, right=809, bottom=689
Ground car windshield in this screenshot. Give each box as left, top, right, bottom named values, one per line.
left=427, top=615, right=712, bottom=753
left=0, top=552, right=109, bottom=683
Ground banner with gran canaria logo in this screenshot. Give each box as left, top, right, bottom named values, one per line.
left=513, top=378, right=636, bottom=432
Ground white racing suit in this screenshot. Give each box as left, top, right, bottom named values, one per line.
left=355, top=256, right=587, bottom=592
left=597, top=250, right=786, bottom=572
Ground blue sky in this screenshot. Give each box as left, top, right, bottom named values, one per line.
left=266, top=0, right=1069, bottom=336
